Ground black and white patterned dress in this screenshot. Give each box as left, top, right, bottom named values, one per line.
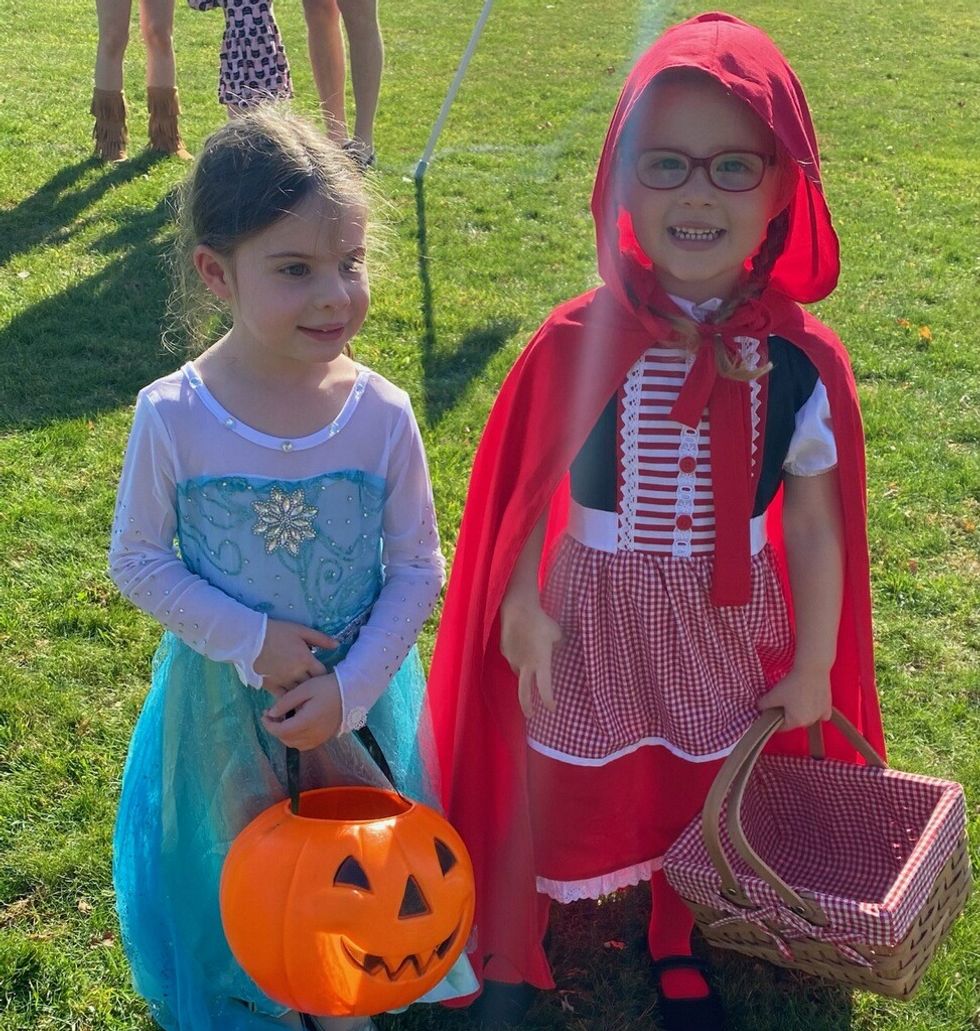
left=190, top=0, right=293, bottom=109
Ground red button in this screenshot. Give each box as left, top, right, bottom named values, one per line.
left=678, top=456, right=697, bottom=473
left=676, top=514, right=693, bottom=531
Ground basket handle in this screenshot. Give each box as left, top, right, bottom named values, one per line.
left=701, top=708, right=886, bottom=926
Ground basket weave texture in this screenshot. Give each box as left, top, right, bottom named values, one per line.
left=663, top=711, right=972, bottom=999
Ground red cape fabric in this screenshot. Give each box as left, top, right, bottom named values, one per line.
left=427, top=12, right=885, bottom=992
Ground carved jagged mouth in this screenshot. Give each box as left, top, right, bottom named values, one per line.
left=341, top=925, right=460, bottom=981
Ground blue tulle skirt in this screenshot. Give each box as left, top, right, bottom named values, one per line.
left=113, top=633, right=476, bottom=1030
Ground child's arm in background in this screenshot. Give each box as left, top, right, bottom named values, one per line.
left=757, top=466, right=843, bottom=730
left=499, top=512, right=563, bottom=718
left=109, top=392, right=335, bottom=693
left=264, top=399, right=444, bottom=748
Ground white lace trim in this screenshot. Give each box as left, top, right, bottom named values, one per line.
left=736, top=336, right=762, bottom=469
left=342, top=705, right=369, bottom=733
left=617, top=358, right=645, bottom=551
left=536, top=855, right=665, bottom=902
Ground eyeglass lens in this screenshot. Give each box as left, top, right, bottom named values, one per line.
left=636, top=150, right=768, bottom=192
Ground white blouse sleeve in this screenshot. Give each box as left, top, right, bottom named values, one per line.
left=783, top=377, right=838, bottom=477
left=108, top=393, right=268, bottom=687
left=332, top=403, right=445, bottom=731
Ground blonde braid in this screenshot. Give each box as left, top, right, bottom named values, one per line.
left=706, top=207, right=791, bottom=381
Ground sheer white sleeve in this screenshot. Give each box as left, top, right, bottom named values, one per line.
left=784, top=377, right=838, bottom=477
left=333, top=403, right=445, bottom=732
left=108, top=393, right=268, bottom=687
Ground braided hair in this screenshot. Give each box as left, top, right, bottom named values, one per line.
left=708, top=203, right=792, bottom=381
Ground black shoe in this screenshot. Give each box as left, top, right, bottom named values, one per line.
left=651, top=955, right=727, bottom=1031
left=342, top=138, right=377, bottom=172
left=468, top=979, right=538, bottom=1027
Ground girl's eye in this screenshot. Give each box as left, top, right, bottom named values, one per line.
left=646, top=153, right=685, bottom=172
left=341, top=256, right=365, bottom=275
left=714, top=154, right=765, bottom=180
left=280, top=263, right=311, bottom=277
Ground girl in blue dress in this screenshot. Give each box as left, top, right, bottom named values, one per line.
left=109, top=107, right=476, bottom=1030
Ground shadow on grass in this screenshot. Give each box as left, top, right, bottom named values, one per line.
left=413, top=175, right=516, bottom=425
left=0, top=190, right=177, bottom=430
left=377, top=888, right=855, bottom=1031
left=0, top=150, right=169, bottom=270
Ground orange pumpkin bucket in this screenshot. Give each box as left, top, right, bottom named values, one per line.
left=220, top=786, right=475, bottom=1017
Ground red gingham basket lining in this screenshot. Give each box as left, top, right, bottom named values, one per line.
left=736, top=761, right=942, bottom=898
left=664, top=755, right=967, bottom=947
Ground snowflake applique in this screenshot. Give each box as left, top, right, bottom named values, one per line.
left=252, top=487, right=318, bottom=555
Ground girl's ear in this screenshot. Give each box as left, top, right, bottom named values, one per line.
left=193, top=244, right=234, bottom=301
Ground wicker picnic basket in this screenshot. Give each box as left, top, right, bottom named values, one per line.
left=662, top=709, right=971, bottom=998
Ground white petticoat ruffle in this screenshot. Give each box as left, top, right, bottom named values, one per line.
left=536, top=855, right=665, bottom=903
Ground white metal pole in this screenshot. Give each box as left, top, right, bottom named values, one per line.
left=414, top=0, right=497, bottom=182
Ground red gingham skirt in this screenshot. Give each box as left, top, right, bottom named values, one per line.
left=525, top=535, right=795, bottom=898
left=528, top=535, right=795, bottom=762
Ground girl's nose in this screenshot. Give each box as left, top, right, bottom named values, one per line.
left=678, top=165, right=716, bottom=201
left=314, top=271, right=350, bottom=309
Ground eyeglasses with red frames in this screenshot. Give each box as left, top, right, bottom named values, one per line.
left=635, top=149, right=776, bottom=192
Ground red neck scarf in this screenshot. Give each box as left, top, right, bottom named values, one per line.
left=617, top=211, right=775, bottom=603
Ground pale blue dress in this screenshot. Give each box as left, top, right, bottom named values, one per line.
left=109, top=363, right=477, bottom=1029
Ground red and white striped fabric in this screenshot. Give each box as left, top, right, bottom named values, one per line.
left=663, top=755, right=967, bottom=947
left=618, top=342, right=762, bottom=557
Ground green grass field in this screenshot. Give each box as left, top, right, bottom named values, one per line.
left=0, top=1, right=977, bottom=1029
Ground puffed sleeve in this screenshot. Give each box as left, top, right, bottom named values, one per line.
left=331, top=401, right=445, bottom=731
left=784, top=377, right=838, bottom=476
left=108, top=392, right=268, bottom=686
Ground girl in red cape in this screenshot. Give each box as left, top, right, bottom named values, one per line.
left=427, top=12, right=885, bottom=1030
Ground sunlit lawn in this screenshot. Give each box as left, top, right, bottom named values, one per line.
left=0, top=1, right=977, bottom=1028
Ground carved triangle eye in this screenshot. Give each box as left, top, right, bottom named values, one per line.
left=334, top=855, right=371, bottom=890
left=398, top=875, right=431, bottom=918
left=435, top=838, right=457, bottom=875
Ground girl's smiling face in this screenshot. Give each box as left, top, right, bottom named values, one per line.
left=198, top=193, right=370, bottom=376
left=621, top=74, right=784, bottom=304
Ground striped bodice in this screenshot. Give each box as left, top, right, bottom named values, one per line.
left=616, top=342, right=762, bottom=556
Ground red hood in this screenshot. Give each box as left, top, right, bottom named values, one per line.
left=593, top=11, right=839, bottom=307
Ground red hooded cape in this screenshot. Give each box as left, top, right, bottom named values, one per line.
left=427, top=12, right=885, bottom=991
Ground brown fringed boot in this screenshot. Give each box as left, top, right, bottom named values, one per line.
left=146, top=86, right=192, bottom=159
left=91, top=88, right=128, bottom=162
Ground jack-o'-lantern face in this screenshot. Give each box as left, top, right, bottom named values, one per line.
left=221, top=787, right=475, bottom=1016
left=328, top=834, right=468, bottom=987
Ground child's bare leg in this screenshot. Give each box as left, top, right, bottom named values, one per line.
left=337, top=0, right=382, bottom=154
left=139, top=0, right=178, bottom=88
left=302, top=0, right=348, bottom=143
left=94, top=0, right=133, bottom=91
left=93, top=0, right=132, bottom=159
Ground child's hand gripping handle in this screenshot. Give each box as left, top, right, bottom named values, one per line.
left=701, top=709, right=886, bottom=926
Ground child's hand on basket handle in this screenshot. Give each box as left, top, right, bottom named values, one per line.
left=500, top=513, right=562, bottom=719
left=255, top=619, right=338, bottom=694
left=757, top=667, right=833, bottom=731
